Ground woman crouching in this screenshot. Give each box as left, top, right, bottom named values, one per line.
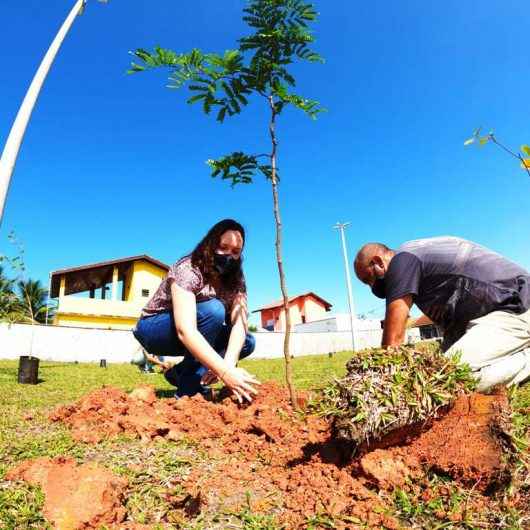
left=133, top=219, right=260, bottom=403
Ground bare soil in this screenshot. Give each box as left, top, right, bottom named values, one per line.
left=6, top=456, right=128, bottom=529
left=7, top=382, right=516, bottom=529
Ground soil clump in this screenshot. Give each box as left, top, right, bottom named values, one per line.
left=326, top=346, right=478, bottom=451
left=6, top=456, right=128, bottom=529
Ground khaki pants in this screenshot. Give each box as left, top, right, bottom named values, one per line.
left=445, top=308, right=530, bottom=392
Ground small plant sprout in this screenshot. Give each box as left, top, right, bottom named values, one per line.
left=464, top=127, right=530, bottom=178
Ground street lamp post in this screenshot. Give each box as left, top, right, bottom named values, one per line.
left=0, top=0, right=106, bottom=226
left=333, top=222, right=356, bottom=351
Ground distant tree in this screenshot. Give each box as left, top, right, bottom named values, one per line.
left=129, top=0, right=325, bottom=405
left=17, top=279, right=49, bottom=324
left=0, top=266, right=21, bottom=321
left=1, top=232, right=52, bottom=329
left=464, top=128, right=530, bottom=177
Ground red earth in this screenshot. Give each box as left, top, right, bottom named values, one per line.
left=6, top=456, right=128, bottom=529
left=7, top=382, right=512, bottom=529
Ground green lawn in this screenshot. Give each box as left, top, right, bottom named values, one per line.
left=0, top=351, right=354, bottom=418
left=0, top=353, right=528, bottom=529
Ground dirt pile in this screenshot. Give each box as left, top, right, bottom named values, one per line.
left=48, top=382, right=399, bottom=528
left=358, top=391, right=512, bottom=492
left=39, top=381, right=514, bottom=528
left=49, top=384, right=174, bottom=444
left=407, top=391, right=512, bottom=489
left=6, top=456, right=128, bottom=529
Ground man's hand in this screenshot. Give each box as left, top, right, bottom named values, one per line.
left=382, top=295, right=413, bottom=347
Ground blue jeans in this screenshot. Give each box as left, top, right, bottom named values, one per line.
left=133, top=298, right=255, bottom=397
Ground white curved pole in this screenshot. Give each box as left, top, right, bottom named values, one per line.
left=0, top=0, right=85, bottom=226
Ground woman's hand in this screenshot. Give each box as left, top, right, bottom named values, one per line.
left=200, top=369, right=219, bottom=385
left=220, top=367, right=260, bottom=403
left=158, top=361, right=172, bottom=372
left=144, top=352, right=171, bottom=372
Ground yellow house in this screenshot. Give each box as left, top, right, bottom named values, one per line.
left=50, top=255, right=169, bottom=330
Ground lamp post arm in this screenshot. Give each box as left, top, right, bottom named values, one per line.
left=0, top=0, right=85, bottom=225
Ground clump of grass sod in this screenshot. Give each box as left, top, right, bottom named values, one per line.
left=317, top=343, right=477, bottom=450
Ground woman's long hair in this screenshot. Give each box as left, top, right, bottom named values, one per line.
left=191, top=219, right=245, bottom=290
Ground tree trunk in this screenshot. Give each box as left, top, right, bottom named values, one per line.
left=268, top=96, right=297, bottom=407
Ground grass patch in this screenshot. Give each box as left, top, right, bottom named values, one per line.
left=240, top=350, right=353, bottom=390
left=0, top=481, right=50, bottom=530
left=392, top=473, right=528, bottom=529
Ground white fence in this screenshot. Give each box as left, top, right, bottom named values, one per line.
left=0, top=323, right=377, bottom=363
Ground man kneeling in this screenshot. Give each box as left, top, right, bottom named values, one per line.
left=354, top=236, right=530, bottom=391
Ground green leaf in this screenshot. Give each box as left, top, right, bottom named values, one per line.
left=463, top=138, right=475, bottom=146
left=479, top=136, right=489, bottom=145
left=207, top=152, right=259, bottom=186
left=187, top=94, right=206, bottom=104
left=216, top=107, right=227, bottom=123
left=521, top=145, right=530, bottom=156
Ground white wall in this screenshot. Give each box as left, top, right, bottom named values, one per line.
left=0, top=323, right=424, bottom=364
left=0, top=323, right=140, bottom=363
left=295, top=314, right=383, bottom=333
left=0, top=323, right=356, bottom=363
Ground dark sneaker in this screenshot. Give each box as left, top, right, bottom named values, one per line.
left=142, top=363, right=155, bottom=374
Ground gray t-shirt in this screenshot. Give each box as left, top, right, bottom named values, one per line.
left=385, top=236, right=530, bottom=348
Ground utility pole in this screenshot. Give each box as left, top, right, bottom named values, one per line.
left=0, top=0, right=107, bottom=226
left=333, top=222, right=356, bottom=351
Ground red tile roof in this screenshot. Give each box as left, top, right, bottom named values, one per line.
left=252, top=292, right=332, bottom=313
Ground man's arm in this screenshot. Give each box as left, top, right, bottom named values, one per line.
left=382, top=295, right=414, bottom=347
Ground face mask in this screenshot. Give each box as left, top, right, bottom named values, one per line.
left=371, top=277, right=387, bottom=299
left=370, top=261, right=386, bottom=299
left=214, top=253, right=240, bottom=276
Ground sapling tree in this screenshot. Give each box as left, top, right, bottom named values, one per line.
left=464, top=127, right=530, bottom=178
left=129, top=0, right=324, bottom=404
left=0, top=232, right=51, bottom=359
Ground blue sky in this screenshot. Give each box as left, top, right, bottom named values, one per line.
left=1, top=0, right=529, bottom=323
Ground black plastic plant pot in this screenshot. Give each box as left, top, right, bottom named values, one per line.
left=18, top=356, right=39, bottom=385
left=100, top=359, right=107, bottom=368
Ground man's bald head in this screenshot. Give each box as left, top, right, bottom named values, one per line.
left=354, top=242, right=395, bottom=285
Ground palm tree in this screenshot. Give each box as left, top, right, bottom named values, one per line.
left=0, top=266, right=22, bottom=320
left=17, top=279, right=49, bottom=324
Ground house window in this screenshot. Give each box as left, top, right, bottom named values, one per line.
left=141, top=289, right=150, bottom=297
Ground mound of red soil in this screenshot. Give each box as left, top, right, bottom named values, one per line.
left=6, top=456, right=128, bottom=529
left=358, top=392, right=511, bottom=494
left=49, top=385, right=170, bottom=444
left=407, top=391, right=511, bottom=489
left=44, top=382, right=511, bottom=529
left=49, top=383, right=398, bottom=528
